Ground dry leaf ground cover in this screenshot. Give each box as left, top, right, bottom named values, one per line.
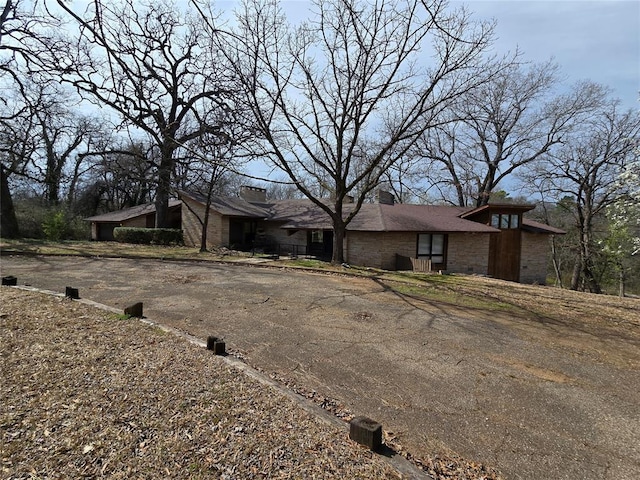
left=0, top=287, right=403, bottom=479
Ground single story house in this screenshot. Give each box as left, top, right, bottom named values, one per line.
left=179, top=187, right=564, bottom=284
left=85, top=199, right=182, bottom=241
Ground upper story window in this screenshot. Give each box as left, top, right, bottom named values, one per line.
left=491, top=213, right=520, bottom=229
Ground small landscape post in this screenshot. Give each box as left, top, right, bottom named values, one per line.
left=349, top=416, right=383, bottom=451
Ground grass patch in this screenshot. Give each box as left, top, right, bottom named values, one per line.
left=0, top=238, right=216, bottom=261
left=281, top=258, right=330, bottom=269
left=385, top=278, right=520, bottom=312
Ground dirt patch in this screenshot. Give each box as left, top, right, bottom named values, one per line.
left=2, top=255, right=640, bottom=480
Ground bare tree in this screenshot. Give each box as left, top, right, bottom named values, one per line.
left=528, top=94, right=640, bottom=293
left=177, top=124, right=251, bottom=252
left=25, top=82, right=105, bottom=206
left=0, top=0, right=61, bottom=91
left=51, top=0, right=233, bottom=228
left=1, top=0, right=63, bottom=237
left=0, top=92, right=37, bottom=237
left=79, top=141, right=156, bottom=214
left=206, top=0, right=494, bottom=264
left=1, top=78, right=105, bottom=213
left=416, top=62, right=602, bottom=207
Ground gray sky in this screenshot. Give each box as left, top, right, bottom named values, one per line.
left=270, top=0, right=639, bottom=110
left=457, top=0, right=639, bottom=110
left=73, top=0, right=640, bottom=109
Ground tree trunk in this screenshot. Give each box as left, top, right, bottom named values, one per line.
left=200, top=174, right=217, bottom=253
left=155, top=147, right=174, bottom=229
left=550, top=236, right=563, bottom=287
left=570, top=259, right=581, bottom=291
left=582, top=261, right=602, bottom=294
left=1, top=165, right=20, bottom=238
left=200, top=206, right=210, bottom=252
left=580, top=233, right=602, bottom=294
left=619, top=263, right=625, bottom=298
left=331, top=214, right=346, bottom=265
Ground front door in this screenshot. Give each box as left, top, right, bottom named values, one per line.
left=307, top=230, right=333, bottom=259
left=488, top=229, right=521, bottom=282
left=229, top=220, right=256, bottom=250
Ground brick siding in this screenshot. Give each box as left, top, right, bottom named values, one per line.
left=520, top=232, right=550, bottom=284
left=181, top=197, right=228, bottom=249
left=446, top=233, right=490, bottom=275
left=346, top=231, right=491, bottom=274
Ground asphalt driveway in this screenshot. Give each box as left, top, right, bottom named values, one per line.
left=2, top=255, right=639, bottom=479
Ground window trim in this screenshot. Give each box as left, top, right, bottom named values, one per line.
left=416, top=233, right=447, bottom=267
left=491, top=213, right=521, bottom=230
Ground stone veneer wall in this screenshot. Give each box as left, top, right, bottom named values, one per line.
left=181, top=197, right=228, bottom=249
left=519, top=232, right=550, bottom=284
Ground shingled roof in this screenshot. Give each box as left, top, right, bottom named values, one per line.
left=177, top=191, right=564, bottom=235
left=85, top=199, right=182, bottom=222
left=348, top=204, right=499, bottom=233
left=179, top=190, right=269, bottom=218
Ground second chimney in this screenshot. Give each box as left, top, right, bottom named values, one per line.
left=376, top=189, right=395, bottom=205
left=240, top=186, right=267, bottom=203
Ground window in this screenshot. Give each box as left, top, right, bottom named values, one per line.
left=417, top=234, right=446, bottom=264
left=311, top=230, right=323, bottom=243
left=491, top=213, right=520, bottom=229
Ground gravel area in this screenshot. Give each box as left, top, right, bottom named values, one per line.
left=0, top=287, right=404, bottom=479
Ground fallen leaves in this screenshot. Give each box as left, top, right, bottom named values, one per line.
left=1, top=287, right=402, bottom=479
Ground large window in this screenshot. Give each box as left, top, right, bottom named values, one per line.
left=417, top=233, right=446, bottom=264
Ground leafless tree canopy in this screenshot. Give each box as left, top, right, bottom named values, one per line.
left=209, top=0, right=494, bottom=263
left=526, top=91, right=640, bottom=292
left=412, top=61, right=604, bottom=207
left=50, top=0, right=235, bottom=227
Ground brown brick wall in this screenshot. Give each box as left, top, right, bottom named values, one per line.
left=346, top=231, right=491, bottom=274
left=122, top=216, right=146, bottom=228
left=446, top=233, right=490, bottom=275
left=520, top=232, right=550, bottom=284
left=181, top=197, right=228, bottom=249
left=346, top=231, right=415, bottom=270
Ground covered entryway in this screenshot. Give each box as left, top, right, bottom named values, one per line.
left=96, top=223, right=117, bottom=241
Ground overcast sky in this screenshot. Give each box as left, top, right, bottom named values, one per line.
left=68, top=0, right=639, bottom=109
left=457, top=0, right=639, bottom=110
left=268, top=0, right=639, bottom=110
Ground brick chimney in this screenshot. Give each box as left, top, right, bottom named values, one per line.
left=376, top=189, right=395, bottom=205
left=240, top=186, right=267, bottom=203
